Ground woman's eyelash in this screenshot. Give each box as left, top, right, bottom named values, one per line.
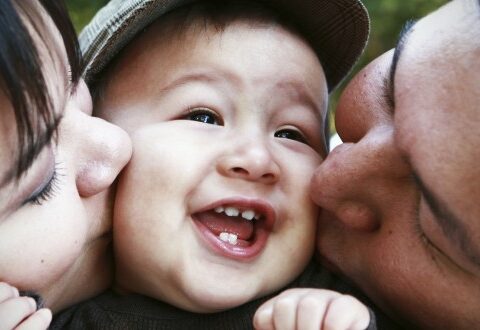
left=24, top=162, right=64, bottom=206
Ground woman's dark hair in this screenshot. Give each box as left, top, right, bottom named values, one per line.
left=0, top=0, right=81, bottom=182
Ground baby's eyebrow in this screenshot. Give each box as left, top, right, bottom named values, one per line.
left=157, top=70, right=239, bottom=96
left=275, top=80, right=324, bottom=112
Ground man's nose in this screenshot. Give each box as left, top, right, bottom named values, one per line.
left=311, top=126, right=410, bottom=231
left=216, top=134, right=280, bottom=185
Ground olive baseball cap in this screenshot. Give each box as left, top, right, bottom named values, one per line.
left=80, top=0, right=370, bottom=92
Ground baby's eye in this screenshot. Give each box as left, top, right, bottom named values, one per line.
left=274, top=128, right=307, bottom=144
left=183, top=108, right=222, bottom=125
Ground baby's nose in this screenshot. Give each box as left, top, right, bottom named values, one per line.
left=216, top=136, right=280, bottom=185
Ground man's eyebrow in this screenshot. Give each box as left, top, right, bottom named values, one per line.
left=387, top=20, right=417, bottom=107
left=413, top=172, right=480, bottom=268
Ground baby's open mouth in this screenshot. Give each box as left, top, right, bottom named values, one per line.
left=192, top=200, right=275, bottom=259
left=194, top=206, right=264, bottom=246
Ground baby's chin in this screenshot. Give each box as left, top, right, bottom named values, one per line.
left=135, top=271, right=271, bottom=313
left=168, top=283, right=264, bottom=313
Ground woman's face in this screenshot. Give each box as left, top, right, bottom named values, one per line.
left=312, top=0, right=480, bottom=328
left=0, top=3, right=132, bottom=312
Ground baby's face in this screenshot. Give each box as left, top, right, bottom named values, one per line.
left=97, top=21, right=328, bottom=312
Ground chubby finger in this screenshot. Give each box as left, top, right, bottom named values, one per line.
left=254, top=300, right=275, bottom=330
left=15, top=308, right=52, bottom=330
left=255, top=289, right=306, bottom=330
left=323, top=295, right=370, bottom=330
left=0, top=282, right=19, bottom=303
left=255, top=288, right=326, bottom=330
left=271, top=294, right=299, bottom=330
left=0, top=296, right=37, bottom=330
left=296, top=294, right=328, bottom=330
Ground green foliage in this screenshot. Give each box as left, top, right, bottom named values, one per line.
left=66, top=0, right=449, bottom=134
left=328, top=0, right=448, bottom=133
left=65, top=0, right=449, bottom=53
left=362, top=0, right=447, bottom=64
left=66, top=0, right=109, bottom=33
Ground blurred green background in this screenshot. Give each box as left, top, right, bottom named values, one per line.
left=66, top=0, right=448, bottom=132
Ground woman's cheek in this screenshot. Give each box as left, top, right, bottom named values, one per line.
left=0, top=195, right=88, bottom=292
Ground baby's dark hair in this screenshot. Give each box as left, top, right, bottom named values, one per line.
left=92, top=0, right=330, bottom=147
left=93, top=0, right=304, bottom=102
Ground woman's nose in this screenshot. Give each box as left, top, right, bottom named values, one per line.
left=311, top=126, right=410, bottom=231
left=216, top=136, right=280, bottom=185
left=74, top=113, right=132, bottom=197
left=60, top=81, right=132, bottom=197
left=74, top=79, right=94, bottom=116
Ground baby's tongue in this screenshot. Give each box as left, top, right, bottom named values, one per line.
left=195, top=210, right=254, bottom=240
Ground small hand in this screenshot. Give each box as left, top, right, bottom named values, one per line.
left=254, top=288, right=370, bottom=330
left=0, top=282, right=51, bottom=330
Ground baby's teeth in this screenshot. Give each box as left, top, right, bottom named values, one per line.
left=225, top=207, right=240, bottom=217
left=228, top=233, right=238, bottom=245
left=241, top=210, right=255, bottom=221
left=214, top=206, right=224, bottom=213
left=218, top=232, right=238, bottom=245
left=219, top=232, right=229, bottom=242
left=254, top=212, right=262, bottom=220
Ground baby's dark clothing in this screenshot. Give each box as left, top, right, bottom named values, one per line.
left=51, top=262, right=399, bottom=329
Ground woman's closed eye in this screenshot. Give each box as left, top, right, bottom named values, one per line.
left=23, top=162, right=63, bottom=206
left=182, top=108, right=223, bottom=125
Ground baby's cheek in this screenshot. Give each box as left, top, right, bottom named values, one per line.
left=112, top=135, right=183, bottom=233
left=127, top=127, right=204, bottom=194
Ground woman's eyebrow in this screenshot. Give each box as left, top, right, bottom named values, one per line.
left=413, top=172, right=480, bottom=269
left=388, top=20, right=417, bottom=107
left=0, top=170, right=13, bottom=189
left=0, top=117, right=60, bottom=188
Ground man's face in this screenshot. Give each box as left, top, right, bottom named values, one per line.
left=312, top=0, right=480, bottom=328
left=97, top=21, right=328, bottom=312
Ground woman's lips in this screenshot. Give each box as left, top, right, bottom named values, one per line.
left=191, top=198, right=275, bottom=260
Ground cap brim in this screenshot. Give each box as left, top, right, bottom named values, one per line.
left=80, top=0, right=369, bottom=92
